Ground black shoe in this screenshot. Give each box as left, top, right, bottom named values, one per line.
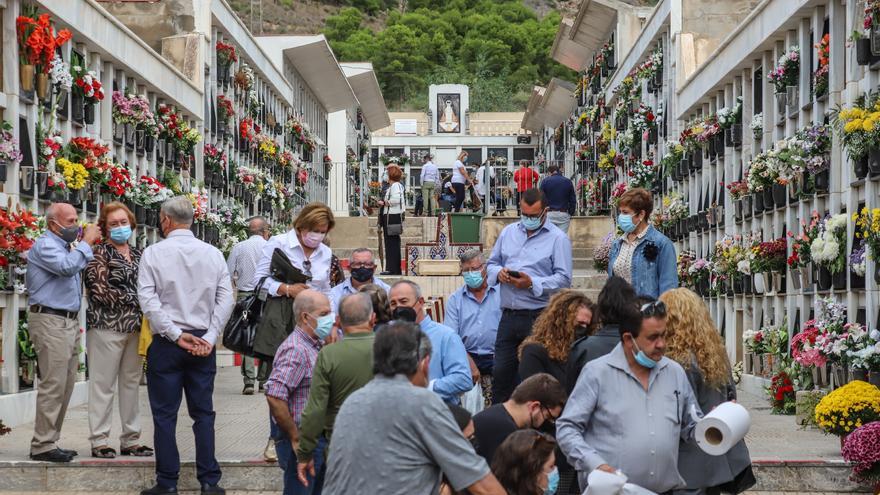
left=29, top=449, right=73, bottom=463
left=258, top=382, right=265, bottom=393
left=140, top=484, right=178, bottom=495
left=242, top=384, right=255, bottom=395
left=201, top=484, right=226, bottom=495
left=59, top=448, right=78, bottom=457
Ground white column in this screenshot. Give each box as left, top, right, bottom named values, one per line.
left=327, top=110, right=350, bottom=216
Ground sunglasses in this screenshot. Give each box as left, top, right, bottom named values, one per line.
left=640, top=300, right=667, bottom=318
left=302, top=259, right=312, bottom=277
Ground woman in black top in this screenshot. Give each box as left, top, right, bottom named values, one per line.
left=518, top=290, right=594, bottom=389
left=566, top=276, right=638, bottom=394
left=517, top=290, right=593, bottom=495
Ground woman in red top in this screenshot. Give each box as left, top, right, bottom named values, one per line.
left=513, top=160, right=539, bottom=213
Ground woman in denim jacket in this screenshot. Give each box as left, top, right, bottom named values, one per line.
left=607, top=188, right=678, bottom=299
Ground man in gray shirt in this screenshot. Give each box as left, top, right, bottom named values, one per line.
left=323, top=321, right=506, bottom=495
left=557, top=298, right=701, bottom=493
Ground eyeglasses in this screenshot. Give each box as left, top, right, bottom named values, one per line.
left=541, top=405, right=559, bottom=425
left=640, top=300, right=667, bottom=318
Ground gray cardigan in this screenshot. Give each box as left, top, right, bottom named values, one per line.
left=676, top=355, right=752, bottom=491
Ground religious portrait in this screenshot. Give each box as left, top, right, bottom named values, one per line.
left=437, top=93, right=461, bottom=133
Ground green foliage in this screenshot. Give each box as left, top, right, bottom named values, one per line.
left=325, top=1, right=575, bottom=109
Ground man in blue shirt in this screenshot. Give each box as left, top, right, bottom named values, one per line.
left=486, top=188, right=573, bottom=404
left=26, top=202, right=101, bottom=462
left=329, top=248, right=390, bottom=313
left=445, top=249, right=501, bottom=406
left=388, top=280, right=473, bottom=404
left=539, top=164, right=577, bottom=234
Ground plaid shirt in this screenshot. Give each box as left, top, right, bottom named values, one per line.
left=265, top=327, right=322, bottom=424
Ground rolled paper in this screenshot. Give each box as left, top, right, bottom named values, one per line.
left=694, top=401, right=751, bottom=456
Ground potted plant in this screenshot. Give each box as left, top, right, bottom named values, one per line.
left=811, top=213, right=849, bottom=290
left=788, top=211, right=821, bottom=291
left=16, top=9, right=71, bottom=98
left=752, top=237, right=787, bottom=295
left=768, top=46, right=800, bottom=118
left=851, top=239, right=868, bottom=289
left=0, top=120, right=23, bottom=183
left=815, top=380, right=880, bottom=447
left=70, top=54, right=104, bottom=125
left=842, top=421, right=880, bottom=491
left=719, top=97, right=743, bottom=148
left=215, top=40, right=238, bottom=89
left=854, top=206, right=880, bottom=284
left=813, top=34, right=829, bottom=101
left=835, top=98, right=877, bottom=180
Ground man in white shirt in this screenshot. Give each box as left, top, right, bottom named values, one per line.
left=138, top=196, right=234, bottom=495
left=227, top=216, right=270, bottom=395
left=420, top=154, right=440, bottom=216
left=475, top=160, right=495, bottom=214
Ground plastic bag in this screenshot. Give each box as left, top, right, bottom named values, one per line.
left=461, top=382, right=484, bottom=416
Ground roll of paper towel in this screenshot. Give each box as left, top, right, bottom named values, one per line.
left=695, top=401, right=751, bottom=456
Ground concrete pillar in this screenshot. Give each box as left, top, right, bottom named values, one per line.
left=327, top=110, right=350, bottom=216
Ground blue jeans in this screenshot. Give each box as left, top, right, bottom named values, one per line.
left=274, top=431, right=326, bottom=495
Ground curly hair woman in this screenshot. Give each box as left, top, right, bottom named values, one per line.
left=491, top=430, right=558, bottom=495
left=518, top=289, right=594, bottom=389
left=659, top=288, right=755, bottom=494
left=358, top=283, right=392, bottom=325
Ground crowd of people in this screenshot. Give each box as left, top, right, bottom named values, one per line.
left=20, top=185, right=754, bottom=495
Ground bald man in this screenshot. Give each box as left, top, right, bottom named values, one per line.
left=26, top=203, right=101, bottom=462
left=265, top=289, right=334, bottom=495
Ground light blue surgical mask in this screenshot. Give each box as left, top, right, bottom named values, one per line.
left=544, top=466, right=559, bottom=495
left=109, top=225, right=132, bottom=244
left=521, top=212, right=545, bottom=231
left=617, top=213, right=636, bottom=233
left=631, top=337, right=658, bottom=369
left=463, top=270, right=484, bottom=289
left=310, top=312, right=336, bottom=340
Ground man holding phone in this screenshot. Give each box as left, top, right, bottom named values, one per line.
left=486, top=188, right=572, bottom=404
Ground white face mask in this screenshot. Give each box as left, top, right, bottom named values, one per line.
left=302, top=231, right=325, bottom=248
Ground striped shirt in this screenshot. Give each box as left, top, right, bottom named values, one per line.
left=265, top=327, right=323, bottom=424
left=227, top=235, right=267, bottom=292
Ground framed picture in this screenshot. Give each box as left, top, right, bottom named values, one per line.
left=437, top=93, right=461, bottom=133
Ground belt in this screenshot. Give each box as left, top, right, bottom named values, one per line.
left=549, top=208, right=569, bottom=212
left=502, top=308, right=543, bottom=316
left=30, top=305, right=78, bottom=320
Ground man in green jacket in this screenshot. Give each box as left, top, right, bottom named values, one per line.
left=296, top=292, right=376, bottom=489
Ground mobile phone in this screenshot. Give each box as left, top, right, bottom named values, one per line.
left=508, top=270, right=521, bottom=278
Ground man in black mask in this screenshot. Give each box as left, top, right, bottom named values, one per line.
left=329, top=248, right=391, bottom=313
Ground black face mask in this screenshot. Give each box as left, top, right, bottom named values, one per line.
left=350, top=266, right=374, bottom=283
left=467, top=434, right=480, bottom=452
left=391, top=306, right=417, bottom=322
left=575, top=325, right=590, bottom=338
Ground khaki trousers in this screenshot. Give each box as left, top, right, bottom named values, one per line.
left=87, top=328, right=142, bottom=449
left=28, top=312, right=80, bottom=455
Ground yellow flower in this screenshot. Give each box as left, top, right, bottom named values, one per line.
left=845, top=120, right=862, bottom=133
left=864, top=119, right=876, bottom=132
left=56, top=158, right=89, bottom=190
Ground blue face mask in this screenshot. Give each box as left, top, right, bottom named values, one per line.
left=617, top=213, right=637, bottom=233
left=310, top=312, right=336, bottom=340
left=109, top=225, right=132, bottom=244
left=463, top=270, right=484, bottom=289
left=631, top=337, right=658, bottom=369
left=544, top=467, right=559, bottom=495
left=521, top=212, right=545, bottom=231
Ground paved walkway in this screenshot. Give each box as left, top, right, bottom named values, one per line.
left=0, top=366, right=843, bottom=463
left=0, top=367, right=862, bottom=493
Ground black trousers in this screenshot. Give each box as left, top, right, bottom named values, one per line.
left=382, top=213, right=402, bottom=275
left=515, top=191, right=522, bottom=214
left=492, top=308, right=543, bottom=404
left=147, top=330, right=220, bottom=489
left=452, top=183, right=466, bottom=211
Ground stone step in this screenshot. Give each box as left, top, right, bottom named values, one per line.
left=0, top=458, right=867, bottom=493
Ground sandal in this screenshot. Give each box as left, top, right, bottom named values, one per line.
left=91, top=446, right=117, bottom=458
left=120, top=445, right=154, bottom=457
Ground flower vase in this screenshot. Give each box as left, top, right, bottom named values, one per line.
left=135, top=205, right=147, bottom=224
left=762, top=354, right=773, bottom=377
left=762, top=187, right=774, bottom=210
left=744, top=352, right=753, bottom=374
left=786, top=86, right=799, bottom=116
left=113, top=122, right=124, bottom=145
left=852, top=368, right=869, bottom=382
left=869, top=148, right=880, bottom=176
left=753, top=272, right=766, bottom=294
left=71, top=92, right=85, bottom=124
left=858, top=37, right=873, bottom=66
left=692, top=152, right=703, bottom=171
left=20, top=64, right=35, bottom=93
left=19, top=166, right=35, bottom=196
left=135, top=126, right=146, bottom=154
left=124, top=123, right=136, bottom=150
left=831, top=364, right=847, bottom=388
left=145, top=135, right=155, bottom=154
left=84, top=103, right=96, bottom=125
left=790, top=269, right=802, bottom=291
left=36, top=73, right=49, bottom=100
left=854, top=156, right=869, bottom=180
left=851, top=268, right=865, bottom=289
left=731, top=123, right=742, bottom=146
left=743, top=195, right=753, bottom=219
left=753, top=192, right=764, bottom=213
left=869, top=371, right=880, bottom=387
left=817, top=265, right=832, bottom=291
left=772, top=183, right=787, bottom=207
left=832, top=270, right=847, bottom=290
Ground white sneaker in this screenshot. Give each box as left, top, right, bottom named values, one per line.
left=263, top=438, right=277, bottom=462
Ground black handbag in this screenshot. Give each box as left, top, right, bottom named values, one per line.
left=222, top=278, right=266, bottom=356
left=385, top=183, right=404, bottom=235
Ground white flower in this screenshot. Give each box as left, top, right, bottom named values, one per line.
left=870, top=329, right=880, bottom=341
left=49, top=54, right=72, bottom=91
left=828, top=213, right=848, bottom=232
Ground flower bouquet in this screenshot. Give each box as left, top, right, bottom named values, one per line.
left=0, top=206, right=40, bottom=290
left=813, top=34, right=829, bottom=99
left=216, top=95, right=234, bottom=134
left=767, top=46, right=800, bottom=94
left=842, top=421, right=880, bottom=485
left=0, top=120, right=23, bottom=182
left=609, top=181, right=627, bottom=207
left=767, top=369, right=796, bottom=415
left=854, top=207, right=880, bottom=284
left=834, top=98, right=880, bottom=178
left=215, top=40, right=237, bottom=86
left=69, top=54, right=104, bottom=124
left=814, top=380, right=880, bottom=437
left=627, top=159, right=656, bottom=189
left=16, top=9, right=72, bottom=98
left=811, top=213, right=849, bottom=288
left=593, top=232, right=614, bottom=271
left=750, top=112, right=764, bottom=140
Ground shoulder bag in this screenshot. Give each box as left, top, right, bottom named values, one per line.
left=222, top=277, right=266, bottom=356
left=385, top=183, right=404, bottom=236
